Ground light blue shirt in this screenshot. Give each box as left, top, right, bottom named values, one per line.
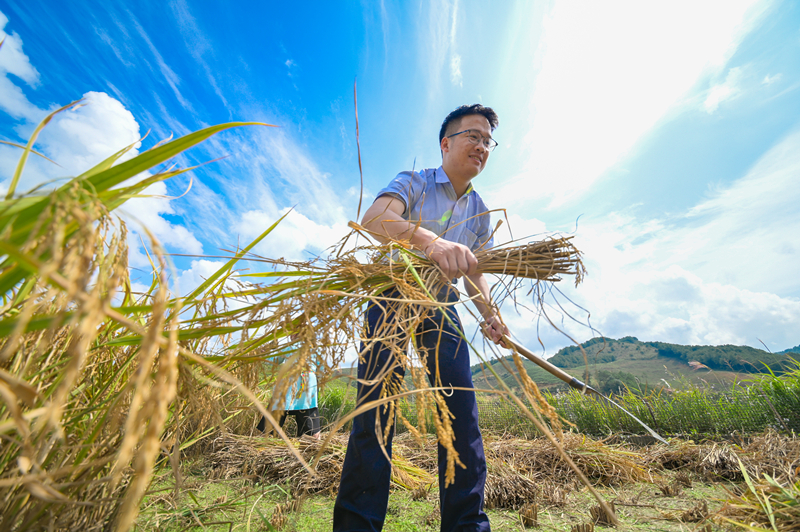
left=376, top=166, right=493, bottom=252
left=285, top=370, right=317, bottom=411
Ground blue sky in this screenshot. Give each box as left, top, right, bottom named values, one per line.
left=1, top=0, right=798, bottom=360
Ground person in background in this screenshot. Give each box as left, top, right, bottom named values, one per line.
left=258, top=336, right=321, bottom=439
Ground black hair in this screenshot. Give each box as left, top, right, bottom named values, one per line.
left=438, top=104, right=499, bottom=144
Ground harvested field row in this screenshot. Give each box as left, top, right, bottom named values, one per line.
left=208, top=429, right=799, bottom=512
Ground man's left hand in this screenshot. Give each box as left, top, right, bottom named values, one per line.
left=481, top=314, right=509, bottom=346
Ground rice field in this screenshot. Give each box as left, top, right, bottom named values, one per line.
left=2, top=112, right=797, bottom=531
left=136, top=429, right=800, bottom=531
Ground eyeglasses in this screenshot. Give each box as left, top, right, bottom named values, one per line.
left=447, top=129, right=498, bottom=151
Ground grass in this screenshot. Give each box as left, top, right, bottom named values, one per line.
left=137, top=448, right=737, bottom=531
left=318, top=364, right=800, bottom=440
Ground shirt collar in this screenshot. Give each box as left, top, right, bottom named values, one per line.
left=435, top=166, right=475, bottom=195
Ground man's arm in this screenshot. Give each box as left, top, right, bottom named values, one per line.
left=464, top=272, right=508, bottom=345
left=361, top=196, right=478, bottom=280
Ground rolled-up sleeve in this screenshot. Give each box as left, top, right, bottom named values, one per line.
left=376, top=171, right=424, bottom=217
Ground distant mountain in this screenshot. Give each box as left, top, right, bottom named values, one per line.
left=549, top=337, right=794, bottom=374
left=333, top=337, right=796, bottom=396
left=777, top=344, right=800, bottom=355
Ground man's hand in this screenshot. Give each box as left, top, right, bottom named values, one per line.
left=481, top=313, right=509, bottom=346
left=422, top=238, right=478, bottom=280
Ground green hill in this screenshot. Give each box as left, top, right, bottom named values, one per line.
left=527, top=336, right=798, bottom=394
left=470, top=356, right=565, bottom=391
left=777, top=343, right=800, bottom=355
left=550, top=336, right=794, bottom=374
left=330, top=337, right=798, bottom=396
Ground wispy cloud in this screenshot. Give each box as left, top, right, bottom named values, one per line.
left=169, top=0, right=229, bottom=109
left=704, top=66, right=744, bottom=113
left=488, top=0, right=774, bottom=209
left=421, top=0, right=461, bottom=99
left=125, top=9, right=196, bottom=115
left=448, top=0, right=462, bottom=87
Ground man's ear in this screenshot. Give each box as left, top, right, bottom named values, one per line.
left=440, top=136, right=450, bottom=153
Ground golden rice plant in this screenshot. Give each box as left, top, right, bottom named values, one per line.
left=0, top=101, right=289, bottom=531
left=0, top=99, right=594, bottom=531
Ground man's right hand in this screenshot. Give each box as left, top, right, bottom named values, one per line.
left=361, top=196, right=478, bottom=279
left=422, top=238, right=478, bottom=280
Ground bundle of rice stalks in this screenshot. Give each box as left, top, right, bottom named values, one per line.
left=741, top=429, right=800, bottom=485
left=209, top=433, right=433, bottom=493
left=270, top=502, right=289, bottom=530
left=484, top=460, right=540, bottom=510
left=644, top=440, right=743, bottom=480
left=484, top=433, right=654, bottom=487
left=656, top=480, right=683, bottom=497
left=646, top=431, right=799, bottom=483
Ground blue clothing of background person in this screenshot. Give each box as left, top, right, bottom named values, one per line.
left=333, top=105, right=509, bottom=532
left=257, top=344, right=321, bottom=438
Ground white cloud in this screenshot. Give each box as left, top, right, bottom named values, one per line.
left=762, top=73, right=782, bottom=85
left=174, top=258, right=227, bottom=296
left=38, top=92, right=141, bottom=175
left=489, top=0, right=773, bottom=209
left=0, top=75, right=44, bottom=122
left=119, top=181, right=203, bottom=259
left=450, top=54, right=462, bottom=87
left=674, top=128, right=800, bottom=296
left=448, top=0, right=462, bottom=87
left=0, top=68, right=205, bottom=276
left=0, top=91, right=142, bottom=194
left=234, top=208, right=349, bottom=262
left=530, top=127, right=800, bottom=353
left=0, top=11, right=45, bottom=122
left=216, top=127, right=349, bottom=228
left=704, top=67, right=744, bottom=113
left=0, top=12, right=40, bottom=85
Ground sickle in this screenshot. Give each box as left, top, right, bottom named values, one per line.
left=502, top=336, right=669, bottom=445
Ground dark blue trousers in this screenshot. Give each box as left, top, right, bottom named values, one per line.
left=333, top=289, right=490, bottom=532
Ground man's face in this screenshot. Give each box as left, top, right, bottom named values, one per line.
left=441, top=114, right=492, bottom=179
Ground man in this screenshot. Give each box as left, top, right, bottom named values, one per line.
left=333, top=104, right=507, bottom=532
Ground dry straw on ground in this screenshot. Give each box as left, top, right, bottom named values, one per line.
left=204, top=429, right=800, bottom=531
